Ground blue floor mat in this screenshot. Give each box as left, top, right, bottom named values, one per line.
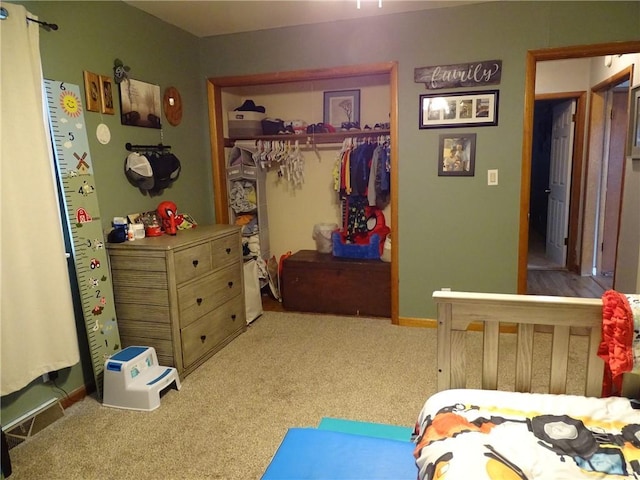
left=317, top=417, right=413, bottom=442
left=261, top=427, right=416, bottom=480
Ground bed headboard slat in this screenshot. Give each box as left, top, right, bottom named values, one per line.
left=549, top=325, right=570, bottom=394
left=515, top=324, right=534, bottom=392
left=450, top=331, right=467, bottom=388
left=482, top=322, right=499, bottom=390
left=586, top=328, right=605, bottom=397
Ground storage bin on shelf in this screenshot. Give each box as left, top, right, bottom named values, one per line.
left=228, top=111, right=265, bottom=138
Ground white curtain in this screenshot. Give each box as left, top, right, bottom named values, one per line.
left=0, top=3, right=80, bottom=395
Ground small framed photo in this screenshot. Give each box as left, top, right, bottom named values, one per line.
left=438, top=133, right=476, bottom=176
left=119, top=78, right=162, bottom=129
left=99, top=75, right=114, bottom=115
left=420, top=90, right=499, bottom=129
left=323, top=89, right=360, bottom=128
left=83, top=71, right=100, bottom=112
left=628, top=84, right=640, bottom=160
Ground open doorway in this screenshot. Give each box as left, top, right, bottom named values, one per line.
left=592, top=80, right=630, bottom=281
left=527, top=79, right=628, bottom=293
left=518, top=41, right=640, bottom=295
left=528, top=96, right=580, bottom=271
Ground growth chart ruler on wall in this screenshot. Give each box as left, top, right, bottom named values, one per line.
left=44, top=79, right=121, bottom=398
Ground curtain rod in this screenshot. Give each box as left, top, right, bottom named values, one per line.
left=0, top=6, right=59, bottom=31
left=27, top=16, right=59, bottom=31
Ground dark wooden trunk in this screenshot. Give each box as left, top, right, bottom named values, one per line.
left=281, top=250, right=390, bottom=317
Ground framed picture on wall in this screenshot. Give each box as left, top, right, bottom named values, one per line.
left=83, top=70, right=100, bottom=112
left=629, top=84, right=640, bottom=160
left=99, top=75, right=115, bottom=115
left=438, top=133, right=476, bottom=176
left=323, top=89, right=360, bottom=128
left=420, top=90, right=499, bottom=129
left=119, top=78, right=161, bottom=129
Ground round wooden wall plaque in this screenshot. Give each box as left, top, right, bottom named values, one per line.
left=163, top=86, right=183, bottom=126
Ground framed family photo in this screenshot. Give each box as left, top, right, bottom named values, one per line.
left=629, top=84, right=640, bottom=160
left=420, top=90, right=499, bottom=129
left=324, top=89, right=360, bottom=128
left=438, top=133, right=476, bottom=176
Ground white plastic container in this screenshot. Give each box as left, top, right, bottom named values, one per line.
left=131, top=223, right=145, bottom=240
left=312, top=223, right=338, bottom=253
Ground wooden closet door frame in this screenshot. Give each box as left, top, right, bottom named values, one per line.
left=206, top=62, right=400, bottom=324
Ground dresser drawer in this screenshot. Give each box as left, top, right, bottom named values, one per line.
left=181, top=295, right=244, bottom=368
left=174, top=242, right=213, bottom=284
left=177, top=263, right=242, bottom=328
left=211, top=234, right=241, bottom=269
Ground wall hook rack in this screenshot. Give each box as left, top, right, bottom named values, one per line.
left=125, top=142, right=171, bottom=152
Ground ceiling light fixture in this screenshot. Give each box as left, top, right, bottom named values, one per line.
left=356, top=0, right=382, bottom=9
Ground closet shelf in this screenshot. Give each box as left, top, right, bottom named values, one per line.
left=224, top=130, right=390, bottom=148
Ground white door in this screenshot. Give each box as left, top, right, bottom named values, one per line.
left=546, top=100, right=575, bottom=266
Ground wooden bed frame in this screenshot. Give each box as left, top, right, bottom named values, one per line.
left=434, top=290, right=639, bottom=398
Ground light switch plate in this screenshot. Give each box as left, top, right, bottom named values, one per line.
left=488, top=169, right=498, bottom=186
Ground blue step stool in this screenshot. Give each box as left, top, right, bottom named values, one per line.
left=102, top=346, right=181, bottom=411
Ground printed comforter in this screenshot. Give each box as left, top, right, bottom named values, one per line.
left=413, top=389, right=640, bottom=479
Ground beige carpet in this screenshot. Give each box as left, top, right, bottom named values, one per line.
left=6, top=311, right=588, bottom=479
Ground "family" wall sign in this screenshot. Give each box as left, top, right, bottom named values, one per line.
left=415, top=59, right=502, bottom=90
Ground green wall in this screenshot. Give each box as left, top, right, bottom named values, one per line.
left=199, top=1, right=639, bottom=318
left=1, top=0, right=638, bottom=426
left=21, top=1, right=213, bottom=229
left=1, top=0, right=208, bottom=426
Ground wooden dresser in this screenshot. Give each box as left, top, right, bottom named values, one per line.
left=107, top=225, right=245, bottom=378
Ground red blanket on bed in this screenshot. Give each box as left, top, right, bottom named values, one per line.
left=598, top=290, right=634, bottom=396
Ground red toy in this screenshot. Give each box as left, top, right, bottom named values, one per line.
left=157, top=201, right=178, bottom=235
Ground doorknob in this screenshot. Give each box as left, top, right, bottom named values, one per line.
left=544, top=189, right=551, bottom=193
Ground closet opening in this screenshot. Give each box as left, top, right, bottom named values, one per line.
left=206, top=62, right=400, bottom=324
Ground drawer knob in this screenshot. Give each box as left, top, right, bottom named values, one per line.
left=200, top=335, right=206, bottom=343
left=192, top=259, right=199, bottom=268
left=225, top=247, right=231, bottom=254
left=231, top=314, right=236, bottom=321
left=196, top=297, right=203, bottom=305
left=227, top=281, right=233, bottom=288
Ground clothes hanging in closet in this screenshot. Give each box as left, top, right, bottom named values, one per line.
left=334, top=137, right=391, bottom=239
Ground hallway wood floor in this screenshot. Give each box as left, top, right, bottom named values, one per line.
left=526, top=228, right=613, bottom=298
left=527, top=269, right=612, bottom=298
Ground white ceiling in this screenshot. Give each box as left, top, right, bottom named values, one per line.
left=124, top=0, right=483, bottom=38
